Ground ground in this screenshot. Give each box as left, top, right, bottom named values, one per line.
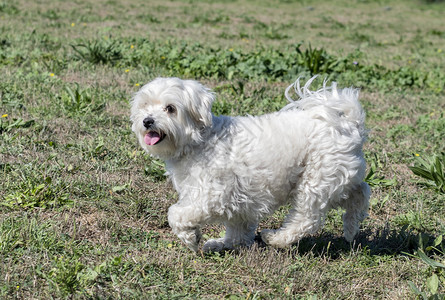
left=0, top=0, right=444, bottom=298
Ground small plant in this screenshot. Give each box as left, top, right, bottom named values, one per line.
left=0, top=115, right=34, bottom=134
left=81, top=139, right=110, bottom=160
left=144, top=159, right=166, bottom=182
left=369, top=194, right=389, bottom=212
left=62, top=84, right=105, bottom=115
left=71, top=39, right=122, bottom=65
left=365, top=154, right=397, bottom=188
left=295, top=43, right=338, bottom=76
left=264, top=25, right=289, bottom=40
left=0, top=2, right=19, bottom=15
left=393, top=211, right=434, bottom=232
left=408, top=235, right=445, bottom=299
left=44, top=256, right=86, bottom=296
left=1, top=177, right=72, bottom=209
left=409, top=153, right=445, bottom=194
left=192, top=13, right=229, bottom=25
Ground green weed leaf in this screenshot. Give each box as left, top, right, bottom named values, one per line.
left=410, top=153, right=445, bottom=194
left=426, top=273, right=439, bottom=295
left=408, top=282, right=426, bottom=299
left=112, top=184, right=128, bottom=193
left=417, top=250, right=445, bottom=269
left=410, top=166, right=435, bottom=181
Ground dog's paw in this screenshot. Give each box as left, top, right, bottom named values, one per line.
left=260, top=229, right=277, bottom=245
left=176, top=228, right=201, bottom=252
left=261, top=229, right=290, bottom=248
left=202, top=238, right=226, bottom=253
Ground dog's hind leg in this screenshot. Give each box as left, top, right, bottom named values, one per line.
left=261, top=176, right=330, bottom=248
left=342, top=182, right=370, bottom=242
left=203, top=221, right=257, bottom=252
left=261, top=180, right=370, bottom=248
left=261, top=207, right=324, bottom=248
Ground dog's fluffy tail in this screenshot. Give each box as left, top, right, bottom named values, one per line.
left=282, top=76, right=367, bottom=141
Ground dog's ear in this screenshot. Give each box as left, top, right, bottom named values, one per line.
left=184, top=80, right=214, bottom=128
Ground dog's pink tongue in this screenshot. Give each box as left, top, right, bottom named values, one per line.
left=144, top=132, right=160, bottom=145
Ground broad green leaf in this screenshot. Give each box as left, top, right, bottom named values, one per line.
left=426, top=273, right=439, bottom=294
left=409, top=166, right=434, bottom=181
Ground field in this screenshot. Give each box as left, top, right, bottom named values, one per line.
left=1, top=0, right=445, bottom=298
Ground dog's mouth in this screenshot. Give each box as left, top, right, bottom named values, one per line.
left=144, top=130, right=165, bottom=146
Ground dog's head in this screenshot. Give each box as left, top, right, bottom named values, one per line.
left=131, top=77, right=215, bottom=159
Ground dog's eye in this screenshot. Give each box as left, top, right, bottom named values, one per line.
left=165, top=104, right=176, bottom=114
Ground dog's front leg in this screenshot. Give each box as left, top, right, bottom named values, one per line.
left=173, top=226, right=201, bottom=252
left=167, top=203, right=204, bottom=252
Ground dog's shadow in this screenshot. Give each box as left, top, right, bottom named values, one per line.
left=202, top=225, right=433, bottom=259
left=258, top=226, right=432, bottom=259
left=209, top=226, right=429, bottom=260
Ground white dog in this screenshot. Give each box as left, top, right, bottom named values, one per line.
left=131, top=77, right=370, bottom=252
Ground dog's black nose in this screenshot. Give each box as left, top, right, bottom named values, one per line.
left=143, top=117, right=155, bottom=129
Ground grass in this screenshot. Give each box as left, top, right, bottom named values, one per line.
left=1, top=0, right=445, bottom=298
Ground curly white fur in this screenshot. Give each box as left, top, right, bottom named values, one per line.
left=131, top=77, right=370, bottom=252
